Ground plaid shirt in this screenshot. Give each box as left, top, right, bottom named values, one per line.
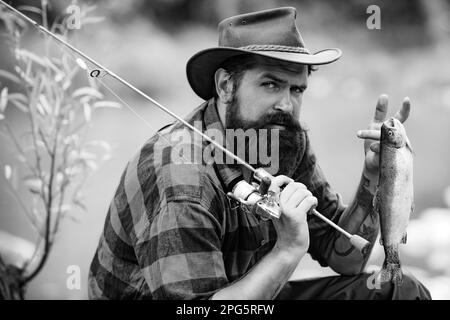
left=88, top=99, right=346, bottom=299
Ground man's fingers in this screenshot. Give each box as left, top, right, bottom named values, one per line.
left=279, top=183, right=299, bottom=203
left=269, top=175, right=293, bottom=193
left=286, top=188, right=311, bottom=208
left=373, top=94, right=389, bottom=123
left=394, top=97, right=411, bottom=123
left=370, top=142, right=380, bottom=153
left=280, top=182, right=306, bottom=204
left=297, top=196, right=318, bottom=214
left=357, top=130, right=380, bottom=140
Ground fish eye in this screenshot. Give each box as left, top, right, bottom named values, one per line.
left=388, top=130, right=393, bottom=136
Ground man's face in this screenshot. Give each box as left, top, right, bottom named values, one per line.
left=226, top=64, right=308, bottom=130
left=225, top=62, right=308, bottom=176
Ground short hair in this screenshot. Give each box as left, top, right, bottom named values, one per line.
left=213, top=54, right=317, bottom=99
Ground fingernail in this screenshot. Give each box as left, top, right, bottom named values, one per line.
left=357, top=131, right=362, bottom=136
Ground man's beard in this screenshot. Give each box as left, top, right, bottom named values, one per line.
left=224, top=95, right=304, bottom=177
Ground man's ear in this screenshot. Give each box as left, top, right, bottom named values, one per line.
left=214, top=68, right=234, bottom=104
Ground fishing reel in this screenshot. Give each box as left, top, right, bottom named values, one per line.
left=227, top=168, right=281, bottom=221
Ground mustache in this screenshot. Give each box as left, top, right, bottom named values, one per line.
left=254, top=112, right=302, bottom=131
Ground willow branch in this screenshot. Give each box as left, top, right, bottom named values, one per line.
left=3, top=123, right=40, bottom=177
left=22, top=108, right=60, bottom=284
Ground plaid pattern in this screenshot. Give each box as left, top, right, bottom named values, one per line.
left=88, top=99, right=347, bottom=299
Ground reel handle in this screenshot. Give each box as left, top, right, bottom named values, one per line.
left=258, top=176, right=271, bottom=195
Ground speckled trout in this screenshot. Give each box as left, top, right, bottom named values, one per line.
left=374, top=117, right=414, bottom=285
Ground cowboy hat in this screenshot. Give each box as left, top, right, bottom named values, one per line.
left=186, top=7, right=342, bottom=100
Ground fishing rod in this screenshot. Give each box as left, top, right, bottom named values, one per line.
left=0, top=0, right=370, bottom=253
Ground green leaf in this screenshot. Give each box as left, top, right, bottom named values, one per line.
left=38, top=94, right=52, bottom=115
left=73, top=191, right=87, bottom=211
left=85, top=160, right=98, bottom=171
left=92, top=101, right=122, bottom=109
left=4, top=165, right=12, bottom=180
left=15, top=49, right=47, bottom=68
left=75, top=58, right=88, bottom=71
left=79, top=150, right=97, bottom=161
left=9, top=100, right=29, bottom=113
left=2, top=11, right=28, bottom=33
left=17, top=5, right=42, bottom=15
left=8, top=92, right=29, bottom=113
left=13, top=66, right=33, bottom=86
left=43, top=57, right=62, bottom=75
left=24, top=178, right=43, bottom=194
left=7, top=93, right=28, bottom=103
left=35, top=102, right=47, bottom=116
left=51, top=204, right=71, bottom=216
left=64, top=166, right=82, bottom=177
left=73, top=199, right=87, bottom=211
left=0, top=87, right=8, bottom=113
left=0, top=70, right=21, bottom=84
left=54, top=72, right=64, bottom=82
left=72, top=87, right=103, bottom=100
left=83, top=102, right=91, bottom=122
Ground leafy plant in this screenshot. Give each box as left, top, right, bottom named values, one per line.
left=0, top=0, right=120, bottom=299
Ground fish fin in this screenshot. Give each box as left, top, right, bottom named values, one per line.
left=405, top=135, right=415, bottom=155
left=372, top=188, right=380, bottom=215
left=380, top=262, right=403, bottom=285
left=401, top=233, right=407, bottom=244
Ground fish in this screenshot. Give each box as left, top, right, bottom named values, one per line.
left=373, top=117, right=414, bottom=285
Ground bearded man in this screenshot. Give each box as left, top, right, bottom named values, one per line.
left=88, top=7, right=431, bottom=300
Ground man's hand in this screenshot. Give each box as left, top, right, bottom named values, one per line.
left=269, top=175, right=317, bottom=256
left=212, top=175, right=317, bottom=300
left=356, top=94, right=411, bottom=180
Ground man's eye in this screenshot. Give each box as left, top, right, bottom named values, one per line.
left=292, top=87, right=305, bottom=94
left=262, top=82, right=278, bottom=90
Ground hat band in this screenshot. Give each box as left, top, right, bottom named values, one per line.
left=239, top=44, right=311, bottom=54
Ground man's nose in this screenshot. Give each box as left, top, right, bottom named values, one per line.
left=274, top=92, right=294, bottom=114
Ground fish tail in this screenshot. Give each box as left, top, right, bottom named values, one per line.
left=380, top=244, right=403, bottom=285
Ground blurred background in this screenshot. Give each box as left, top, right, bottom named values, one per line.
left=0, top=0, right=449, bottom=299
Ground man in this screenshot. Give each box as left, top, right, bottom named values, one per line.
left=88, top=7, right=431, bottom=299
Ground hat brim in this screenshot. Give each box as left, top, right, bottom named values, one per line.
left=186, top=47, right=342, bottom=100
